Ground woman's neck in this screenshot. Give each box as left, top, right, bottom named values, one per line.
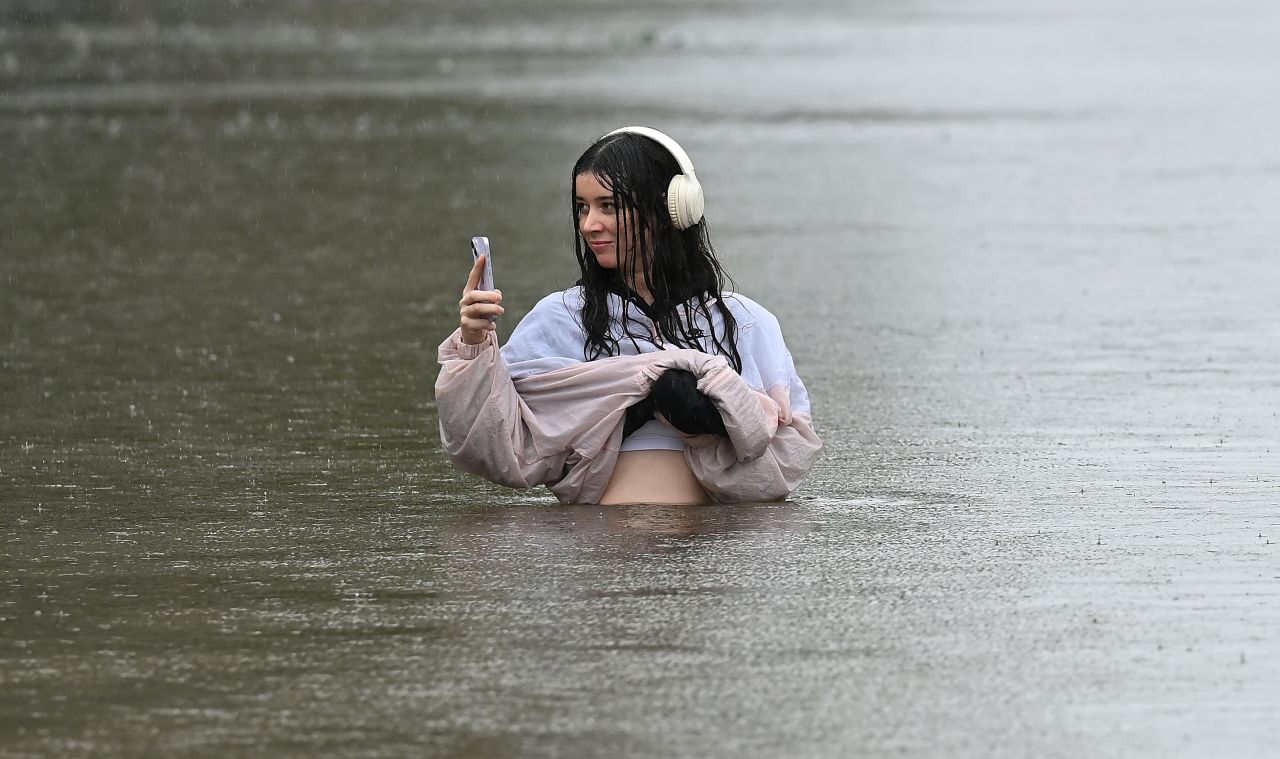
left=620, top=274, right=653, bottom=304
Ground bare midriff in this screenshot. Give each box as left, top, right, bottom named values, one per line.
left=599, top=450, right=708, bottom=505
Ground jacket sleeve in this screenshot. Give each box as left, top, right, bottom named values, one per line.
left=680, top=361, right=824, bottom=503
left=434, top=329, right=570, bottom=489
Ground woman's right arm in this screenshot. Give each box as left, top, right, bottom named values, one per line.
left=435, top=257, right=570, bottom=489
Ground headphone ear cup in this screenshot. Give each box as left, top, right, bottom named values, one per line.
left=667, top=174, right=705, bottom=230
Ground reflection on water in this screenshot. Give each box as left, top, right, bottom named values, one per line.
left=4, top=0, right=1280, bottom=756
left=445, top=502, right=806, bottom=560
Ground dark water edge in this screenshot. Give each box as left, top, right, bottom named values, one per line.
left=4, top=1, right=1280, bottom=757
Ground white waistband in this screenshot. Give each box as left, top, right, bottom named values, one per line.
left=620, top=419, right=687, bottom=452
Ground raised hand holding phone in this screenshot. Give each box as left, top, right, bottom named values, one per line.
left=459, top=236, right=503, bottom=345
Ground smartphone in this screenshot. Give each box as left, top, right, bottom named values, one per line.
left=470, top=236, right=495, bottom=292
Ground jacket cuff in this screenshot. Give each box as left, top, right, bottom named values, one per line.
left=698, top=366, right=777, bottom=461
left=451, top=329, right=496, bottom=360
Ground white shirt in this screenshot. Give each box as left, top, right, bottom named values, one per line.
left=500, top=287, right=812, bottom=418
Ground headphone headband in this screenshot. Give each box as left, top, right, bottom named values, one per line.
left=600, top=125, right=705, bottom=229
left=604, top=125, right=698, bottom=177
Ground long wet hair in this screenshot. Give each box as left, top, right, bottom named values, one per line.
left=570, top=131, right=743, bottom=372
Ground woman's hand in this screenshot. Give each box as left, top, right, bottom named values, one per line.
left=459, top=254, right=504, bottom=345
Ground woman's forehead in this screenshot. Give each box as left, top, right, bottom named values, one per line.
left=575, top=171, right=614, bottom=194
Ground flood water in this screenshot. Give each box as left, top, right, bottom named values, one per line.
left=3, top=0, right=1279, bottom=756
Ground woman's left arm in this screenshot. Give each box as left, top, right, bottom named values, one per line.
left=672, top=298, right=823, bottom=501
left=677, top=363, right=823, bottom=502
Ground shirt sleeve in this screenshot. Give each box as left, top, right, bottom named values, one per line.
left=724, top=294, right=813, bottom=417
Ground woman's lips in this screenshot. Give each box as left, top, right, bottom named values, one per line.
left=588, top=240, right=613, bottom=252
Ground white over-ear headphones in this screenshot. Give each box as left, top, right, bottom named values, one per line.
left=603, top=126, right=705, bottom=230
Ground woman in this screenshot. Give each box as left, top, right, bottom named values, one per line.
left=436, top=127, right=821, bottom=505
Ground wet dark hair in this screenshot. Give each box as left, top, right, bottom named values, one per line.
left=570, top=131, right=743, bottom=372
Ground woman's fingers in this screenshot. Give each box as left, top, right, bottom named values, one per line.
left=459, top=288, right=502, bottom=309
left=459, top=258, right=501, bottom=345
left=461, top=301, right=504, bottom=321
left=458, top=286, right=504, bottom=344
left=463, top=254, right=486, bottom=294
left=461, top=315, right=500, bottom=333
left=460, top=310, right=500, bottom=342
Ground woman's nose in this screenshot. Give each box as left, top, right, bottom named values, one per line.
left=581, top=208, right=603, bottom=232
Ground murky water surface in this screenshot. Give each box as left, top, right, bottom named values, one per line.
left=3, top=1, right=1278, bottom=756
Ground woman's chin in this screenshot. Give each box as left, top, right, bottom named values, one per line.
left=593, top=253, right=618, bottom=269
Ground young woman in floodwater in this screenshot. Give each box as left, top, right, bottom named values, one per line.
left=435, top=126, right=821, bottom=505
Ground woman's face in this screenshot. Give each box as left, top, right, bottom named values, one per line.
left=575, top=172, right=635, bottom=272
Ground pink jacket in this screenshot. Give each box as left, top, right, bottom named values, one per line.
left=435, top=329, right=822, bottom=504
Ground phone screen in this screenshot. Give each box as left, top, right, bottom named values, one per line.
left=470, top=236, right=494, bottom=291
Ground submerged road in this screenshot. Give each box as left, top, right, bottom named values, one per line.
left=3, top=0, right=1278, bottom=756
